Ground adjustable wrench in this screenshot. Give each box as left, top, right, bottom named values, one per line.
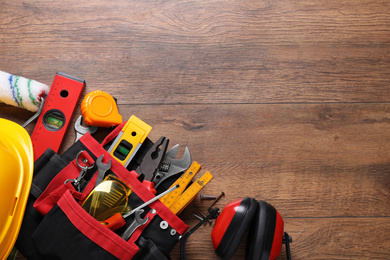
left=74, top=115, right=98, bottom=142
left=95, top=154, right=112, bottom=187
left=121, top=209, right=149, bottom=241
left=152, top=144, right=192, bottom=188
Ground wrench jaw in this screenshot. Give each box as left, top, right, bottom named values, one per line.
left=165, top=144, right=179, bottom=159
left=121, top=209, right=149, bottom=241
left=74, top=115, right=98, bottom=143
left=134, top=209, right=148, bottom=225
left=95, top=154, right=112, bottom=187
left=153, top=145, right=192, bottom=188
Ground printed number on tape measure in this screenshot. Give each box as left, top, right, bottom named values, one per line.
left=160, top=161, right=202, bottom=207
left=169, top=171, right=213, bottom=215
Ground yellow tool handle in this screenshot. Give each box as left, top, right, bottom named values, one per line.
left=160, top=161, right=202, bottom=207
left=169, top=171, right=213, bottom=215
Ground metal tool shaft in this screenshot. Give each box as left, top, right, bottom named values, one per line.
left=208, top=191, right=225, bottom=209
left=123, top=184, right=179, bottom=219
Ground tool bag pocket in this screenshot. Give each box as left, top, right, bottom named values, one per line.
left=32, top=190, right=138, bottom=259
left=17, top=123, right=188, bottom=260
left=16, top=148, right=69, bottom=260
left=32, top=190, right=177, bottom=260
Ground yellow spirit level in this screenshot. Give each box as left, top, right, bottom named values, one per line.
left=107, top=115, right=152, bottom=167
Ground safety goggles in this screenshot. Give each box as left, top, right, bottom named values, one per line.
left=81, top=175, right=132, bottom=222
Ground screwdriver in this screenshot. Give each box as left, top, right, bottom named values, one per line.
left=102, top=184, right=180, bottom=230
left=123, top=184, right=179, bottom=219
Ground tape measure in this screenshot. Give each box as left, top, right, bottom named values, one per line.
left=107, top=115, right=152, bottom=167
left=169, top=171, right=213, bottom=215
left=31, top=72, right=85, bottom=159
left=81, top=90, right=123, bottom=128
left=160, top=161, right=202, bottom=207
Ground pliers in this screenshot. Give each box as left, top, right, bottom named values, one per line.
left=135, top=136, right=169, bottom=193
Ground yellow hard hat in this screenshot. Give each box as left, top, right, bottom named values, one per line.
left=0, top=119, right=33, bottom=260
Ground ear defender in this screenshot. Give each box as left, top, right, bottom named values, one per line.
left=245, top=200, right=285, bottom=260
left=212, top=198, right=290, bottom=260
left=212, top=197, right=258, bottom=260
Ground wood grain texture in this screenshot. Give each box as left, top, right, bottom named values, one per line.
left=0, top=0, right=389, bottom=259
left=1, top=0, right=389, bottom=104
left=170, top=217, right=390, bottom=260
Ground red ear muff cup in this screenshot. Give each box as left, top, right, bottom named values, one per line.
left=245, top=201, right=284, bottom=260
left=269, top=208, right=284, bottom=260
left=212, top=197, right=258, bottom=260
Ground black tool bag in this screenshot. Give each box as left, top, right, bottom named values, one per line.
left=15, top=123, right=188, bottom=260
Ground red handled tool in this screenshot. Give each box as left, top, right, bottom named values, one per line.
left=134, top=136, right=169, bottom=194
left=31, top=72, right=85, bottom=159
left=101, top=214, right=126, bottom=230
left=102, top=184, right=180, bottom=231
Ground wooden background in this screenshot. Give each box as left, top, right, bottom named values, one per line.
left=1, top=0, right=389, bottom=259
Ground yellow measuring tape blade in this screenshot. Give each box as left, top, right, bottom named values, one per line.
left=169, top=171, right=213, bottom=215
left=160, top=161, right=201, bottom=207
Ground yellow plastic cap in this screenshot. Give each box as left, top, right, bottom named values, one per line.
left=0, top=118, right=33, bottom=260
left=81, top=90, right=123, bottom=128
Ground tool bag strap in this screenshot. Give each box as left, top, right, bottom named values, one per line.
left=101, top=121, right=127, bottom=146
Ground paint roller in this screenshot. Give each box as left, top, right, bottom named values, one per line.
left=0, top=70, right=49, bottom=112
